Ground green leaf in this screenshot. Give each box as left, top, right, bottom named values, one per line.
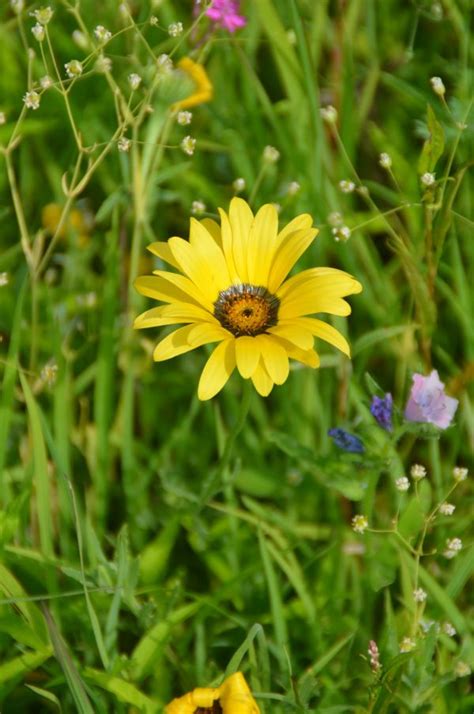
left=418, top=104, right=445, bottom=174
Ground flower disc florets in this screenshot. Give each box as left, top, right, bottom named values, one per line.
left=214, top=284, right=280, bottom=337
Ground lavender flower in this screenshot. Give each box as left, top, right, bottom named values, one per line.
left=205, top=0, right=246, bottom=33
left=370, top=393, right=393, bottom=431
left=404, top=370, right=458, bottom=429
left=328, top=428, right=364, bottom=453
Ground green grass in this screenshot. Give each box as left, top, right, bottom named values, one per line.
left=0, top=0, right=473, bottom=711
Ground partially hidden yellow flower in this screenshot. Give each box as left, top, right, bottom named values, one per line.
left=41, top=203, right=92, bottom=247
left=134, top=198, right=362, bottom=400
left=172, top=57, right=213, bottom=111
left=165, top=672, right=260, bottom=713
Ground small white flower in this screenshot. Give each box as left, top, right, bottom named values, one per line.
left=157, top=54, right=173, bottom=73
left=395, top=477, right=410, bottom=492
left=118, top=137, right=131, bottom=153
left=351, top=515, right=368, bottom=534
left=379, top=152, right=392, bottom=169
left=342, top=541, right=366, bottom=555
left=40, top=75, right=53, bottom=89
left=95, top=55, right=112, bottom=73
left=128, top=73, right=142, bottom=90
left=65, top=60, right=83, bottom=78
left=23, top=91, right=41, bottom=110
left=441, top=622, right=456, bottom=637
left=286, top=180, right=300, bottom=196
left=233, top=177, right=246, bottom=193
left=31, top=22, right=45, bottom=41
left=399, top=637, right=416, bottom=653
left=431, top=2, right=443, bottom=20
left=0, top=272, right=9, bottom=286
left=430, top=76, right=445, bottom=97
left=150, top=16, right=159, bottom=27
left=41, top=361, right=58, bottom=386
left=168, top=21, right=183, bottom=37
left=332, top=225, right=351, bottom=243
left=452, top=466, right=468, bottom=482
left=410, top=464, right=426, bottom=481
left=177, top=110, right=192, bottom=125
left=454, top=661, right=471, bottom=678
left=72, top=30, right=89, bottom=50
left=31, top=6, right=53, bottom=24
left=439, top=502, right=455, bottom=516
left=421, top=172, right=435, bottom=187
left=271, top=203, right=282, bottom=214
left=94, top=25, right=112, bottom=43
left=327, top=211, right=343, bottom=228
left=191, top=200, right=206, bottom=215
left=263, top=145, right=280, bottom=163
left=11, top=0, right=25, bottom=14
left=119, top=2, right=130, bottom=16
left=181, top=135, right=196, bottom=156
left=446, top=537, right=462, bottom=552
left=0, top=111, right=6, bottom=125
left=339, top=179, right=355, bottom=193
left=413, top=588, right=427, bottom=603
left=320, top=105, right=338, bottom=124
left=420, top=619, right=437, bottom=633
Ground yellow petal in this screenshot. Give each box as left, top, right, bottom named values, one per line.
left=200, top=218, right=222, bottom=248
left=279, top=340, right=321, bottom=368
left=187, top=322, right=231, bottom=347
left=257, top=334, right=290, bottom=385
left=164, top=691, right=196, bottom=714
left=134, top=303, right=215, bottom=329
left=279, top=296, right=352, bottom=319
left=290, top=317, right=351, bottom=356
left=276, top=213, right=313, bottom=243
left=135, top=275, right=201, bottom=306
left=235, top=335, right=261, bottom=378
left=251, top=359, right=274, bottom=396
left=268, top=227, right=318, bottom=293
left=218, top=672, right=261, bottom=713
left=218, top=207, right=240, bottom=283
left=147, top=241, right=181, bottom=269
left=153, top=325, right=198, bottom=361
left=198, top=340, right=236, bottom=400
left=189, top=218, right=231, bottom=288
left=279, top=268, right=362, bottom=301
left=151, top=270, right=214, bottom=310
left=246, top=203, right=279, bottom=285
left=266, top=322, right=314, bottom=350
left=168, top=236, right=220, bottom=303
left=229, top=197, right=254, bottom=282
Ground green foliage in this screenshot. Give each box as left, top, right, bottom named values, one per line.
left=0, top=0, right=472, bottom=712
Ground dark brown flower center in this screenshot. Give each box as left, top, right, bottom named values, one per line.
left=214, top=284, right=280, bottom=337
left=194, top=702, right=223, bottom=714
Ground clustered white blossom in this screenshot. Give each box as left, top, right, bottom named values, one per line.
left=439, top=502, right=455, bottom=516
left=118, top=137, right=131, bottom=153
left=351, top=515, right=368, bottom=534
left=421, top=172, right=436, bottom=187
left=168, top=21, right=183, bottom=37
left=31, top=23, right=45, bottom=41
left=339, top=179, right=355, bottom=193
left=233, top=177, right=246, bottom=193
left=379, top=152, right=392, bottom=169
left=332, top=226, right=351, bottom=243
left=181, top=135, right=196, bottom=156
left=40, top=75, right=53, bottom=89
left=94, top=25, right=112, bottom=42
left=0, top=272, right=9, bottom=286
left=128, top=73, right=142, bottom=90
left=413, top=588, right=427, bottom=603
left=286, top=181, right=300, bottom=196
left=23, top=91, right=41, bottom=110
left=41, top=361, right=58, bottom=386
left=263, top=145, right=280, bottom=163
left=95, top=56, right=112, bottom=73
left=430, top=76, right=445, bottom=97
left=452, top=466, right=468, bottom=482
left=31, top=6, right=53, bottom=24
left=395, top=476, right=410, bottom=492
left=320, top=105, right=338, bottom=124
left=65, top=60, right=83, bottom=78
left=410, top=464, right=426, bottom=481
left=399, top=637, right=416, bottom=653
left=441, top=622, right=456, bottom=637
left=444, top=537, right=462, bottom=559
left=191, top=200, right=206, bottom=215
left=157, top=54, right=173, bottom=73
left=177, top=110, right=192, bottom=126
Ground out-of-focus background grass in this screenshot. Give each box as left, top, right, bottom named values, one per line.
left=0, top=0, right=473, bottom=711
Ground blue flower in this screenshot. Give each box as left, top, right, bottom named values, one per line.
left=328, top=428, right=364, bottom=453
left=370, top=393, right=393, bottom=431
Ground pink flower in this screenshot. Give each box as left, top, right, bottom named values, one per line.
left=404, top=370, right=458, bottom=429
left=205, top=0, right=246, bottom=33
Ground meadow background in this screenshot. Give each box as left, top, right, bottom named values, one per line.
left=0, top=0, right=473, bottom=711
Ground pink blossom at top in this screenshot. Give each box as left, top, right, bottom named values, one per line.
left=205, top=0, right=246, bottom=33
left=404, top=370, right=458, bottom=429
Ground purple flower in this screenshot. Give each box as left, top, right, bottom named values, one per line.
left=370, top=393, right=393, bottom=431
left=404, top=370, right=458, bottom=429
left=205, top=0, right=246, bottom=33
left=328, top=428, right=364, bottom=453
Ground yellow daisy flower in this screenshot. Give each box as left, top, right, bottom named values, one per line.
left=172, top=57, right=213, bottom=111
left=165, top=671, right=260, bottom=713
left=134, top=198, right=362, bottom=400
